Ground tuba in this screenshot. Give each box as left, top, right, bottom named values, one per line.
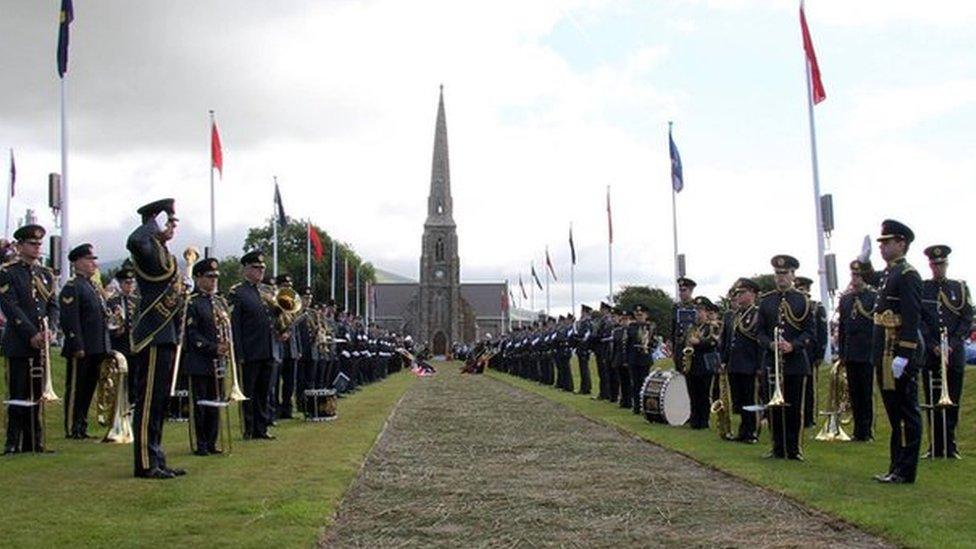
left=815, top=359, right=851, bottom=442
left=272, top=287, right=303, bottom=334
left=97, top=351, right=133, bottom=443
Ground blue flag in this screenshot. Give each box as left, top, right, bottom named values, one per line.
left=669, top=129, right=683, bottom=193
left=57, top=0, right=74, bottom=78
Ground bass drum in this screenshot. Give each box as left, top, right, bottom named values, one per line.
left=640, top=369, right=690, bottom=426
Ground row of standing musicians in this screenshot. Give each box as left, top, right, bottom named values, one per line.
left=1, top=198, right=412, bottom=480
left=486, top=219, right=970, bottom=484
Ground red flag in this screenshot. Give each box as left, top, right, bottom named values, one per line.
left=545, top=247, right=558, bottom=282
left=800, top=3, right=826, bottom=105
left=308, top=225, right=323, bottom=261
left=211, top=120, right=223, bottom=176
left=606, top=186, right=613, bottom=244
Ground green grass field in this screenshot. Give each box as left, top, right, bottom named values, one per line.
left=0, top=356, right=416, bottom=547
left=488, top=358, right=976, bottom=549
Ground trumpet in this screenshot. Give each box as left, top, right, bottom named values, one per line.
left=936, top=327, right=955, bottom=408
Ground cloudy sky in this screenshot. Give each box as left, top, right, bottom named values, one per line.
left=2, top=0, right=974, bottom=315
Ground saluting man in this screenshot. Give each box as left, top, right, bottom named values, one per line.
left=59, top=243, right=110, bottom=439
left=183, top=258, right=229, bottom=456
left=127, top=199, right=186, bottom=479
left=872, top=220, right=924, bottom=484
left=837, top=260, right=878, bottom=441
left=920, top=244, right=972, bottom=459
left=755, top=255, right=815, bottom=461
left=0, top=225, right=58, bottom=455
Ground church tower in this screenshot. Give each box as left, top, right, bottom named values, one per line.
left=418, top=86, right=462, bottom=354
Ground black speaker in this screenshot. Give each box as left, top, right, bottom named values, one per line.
left=48, top=173, right=62, bottom=211
left=48, top=235, right=62, bottom=274
left=820, top=194, right=834, bottom=235
left=825, top=253, right=838, bottom=294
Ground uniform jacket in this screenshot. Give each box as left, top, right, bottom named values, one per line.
left=107, top=292, right=138, bottom=356
left=183, top=290, right=220, bottom=377
left=756, top=288, right=815, bottom=376
left=722, top=304, right=762, bottom=375
left=837, top=287, right=877, bottom=364
left=871, top=257, right=924, bottom=370
left=921, top=278, right=972, bottom=372
left=229, top=281, right=278, bottom=363
left=126, top=219, right=181, bottom=350
left=0, top=260, right=59, bottom=358
left=59, top=276, right=110, bottom=357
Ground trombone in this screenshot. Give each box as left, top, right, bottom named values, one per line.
left=767, top=326, right=788, bottom=408
left=924, top=327, right=956, bottom=458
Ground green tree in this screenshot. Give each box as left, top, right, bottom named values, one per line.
left=240, top=218, right=375, bottom=311
left=614, top=285, right=675, bottom=340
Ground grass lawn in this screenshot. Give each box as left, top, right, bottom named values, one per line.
left=488, top=357, right=976, bottom=549
left=0, top=356, right=416, bottom=547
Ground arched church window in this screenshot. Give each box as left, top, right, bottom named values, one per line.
left=435, top=238, right=445, bottom=261
left=437, top=200, right=444, bottom=214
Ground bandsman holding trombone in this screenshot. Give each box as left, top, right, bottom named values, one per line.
left=0, top=225, right=59, bottom=455
left=920, top=244, right=972, bottom=459
left=755, top=254, right=815, bottom=461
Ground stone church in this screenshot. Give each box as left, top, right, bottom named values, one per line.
left=372, top=87, right=509, bottom=355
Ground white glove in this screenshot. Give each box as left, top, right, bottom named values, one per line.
left=891, top=356, right=908, bottom=379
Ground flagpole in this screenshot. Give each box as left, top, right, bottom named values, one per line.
left=670, top=123, right=680, bottom=300
left=5, top=149, right=12, bottom=240
left=607, top=185, right=613, bottom=304
left=272, top=176, right=278, bottom=278
left=355, top=264, right=361, bottom=317
left=570, top=223, right=576, bottom=315
left=343, top=256, right=349, bottom=312
left=545, top=255, right=551, bottom=317
left=530, top=265, right=535, bottom=314
left=804, top=36, right=833, bottom=363
left=209, top=110, right=216, bottom=257
left=59, top=75, right=69, bottom=288
left=331, top=239, right=337, bottom=300
left=306, top=220, right=311, bottom=285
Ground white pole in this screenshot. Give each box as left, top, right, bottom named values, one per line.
left=804, top=46, right=833, bottom=362
left=530, top=265, right=535, bottom=314
left=343, top=256, right=349, bottom=312
left=607, top=186, right=613, bottom=304
left=365, top=281, right=370, bottom=326
left=59, top=77, right=69, bottom=289
left=670, top=121, right=680, bottom=300
left=272, top=176, right=278, bottom=278
left=570, top=222, right=576, bottom=315
left=306, top=219, right=311, bottom=285
left=331, top=239, right=336, bottom=300
left=5, top=148, right=11, bottom=240
left=355, top=264, right=360, bottom=317
left=545, top=255, right=551, bottom=317
left=209, top=110, right=216, bottom=257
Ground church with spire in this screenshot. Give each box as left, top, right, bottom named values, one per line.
left=372, top=87, right=509, bottom=354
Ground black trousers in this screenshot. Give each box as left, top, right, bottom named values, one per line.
left=687, top=373, right=714, bottom=429
left=189, top=374, right=220, bottom=452
left=729, top=372, right=758, bottom=439
left=803, top=363, right=820, bottom=428
left=879, top=367, right=921, bottom=481
left=556, top=351, right=573, bottom=391
left=4, top=356, right=43, bottom=452
left=278, top=358, right=298, bottom=417
left=132, top=344, right=175, bottom=476
left=606, top=355, right=621, bottom=403
left=242, top=359, right=273, bottom=437
left=845, top=361, right=874, bottom=441
left=576, top=350, right=592, bottom=394
left=617, top=360, right=632, bottom=408
left=768, top=374, right=806, bottom=458
left=629, top=361, right=650, bottom=413
left=64, top=354, right=104, bottom=438
left=594, top=344, right=609, bottom=399
left=922, top=365, right=964, bottom=457
left=299, top=359, right=317, bottom=414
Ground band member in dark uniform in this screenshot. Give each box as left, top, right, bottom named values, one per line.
left=1, top=225, right=58, bottom=455
left=626, top=304, right=654, bottom=415
left=837, top=260, right=878, bottom=441
left=723, top=278, right=762, bottom=443
left=229, top=251, right=279, bottom=440
left=296, top=286, right=320, bottom=415
left=574, top=304, right=594, bottom=395
left=59, top=243, right=110, bottom=439
left=684, top=296, right=721, bottom=429
left=920, top=244, right=972, bottom=459
left=755, top=254, right=815, bottom=460
left=872, top=220, right=924, bottom=484
left=671, top=278, right=697, bottom=358
left=127, top=199, right=186, bottom=479
left=107, top=265, right=139, bottom=397
left=795, top=276, right=828, bottom=428
left=593, top=302, right=614, bottom=400
left=183, top=258, right=229, bottom=455
left=610, top=307, right=630, bottom=408
left=274, top=274, right=302, bottom=419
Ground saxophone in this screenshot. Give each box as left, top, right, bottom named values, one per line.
left=711, top=365, right=735, bottom=441
left=681, top=324, right=700, bottom=374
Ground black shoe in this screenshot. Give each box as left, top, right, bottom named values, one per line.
left=879, top=474, right=912, bottom=484
left=193, top=449, right=210, bottom=456
left=166, top=467, right=187, bottom=477
left=872, top=472, right=892, bottom=482
left=137, top=467, right=175, bottom=480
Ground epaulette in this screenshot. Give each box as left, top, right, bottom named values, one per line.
left=758, top=289, right=777, bottom=299
left=228, top=282, right=243, bottom=293
left=1, top=260, right=17, bottom=269
left=901, top=263, right=917, bottom=275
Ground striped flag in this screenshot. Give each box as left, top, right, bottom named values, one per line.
left=545, top=247, right=557, bottom=281
left=569, top=224, right=576, bottom=265
left=800, top=1, right=826, bottom=105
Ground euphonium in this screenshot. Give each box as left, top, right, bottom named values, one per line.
left=766, top=326, right=787, bottom=408
left=262, top=287, right=303, bottom=334
left=99, top=351, right=133, bottom=444
left=815, top=359, right=851, bottom=442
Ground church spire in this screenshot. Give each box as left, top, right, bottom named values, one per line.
left=426, top=84, right=454, bottom=227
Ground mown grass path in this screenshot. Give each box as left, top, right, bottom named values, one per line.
left=323, top=366, right=887, bottom=548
